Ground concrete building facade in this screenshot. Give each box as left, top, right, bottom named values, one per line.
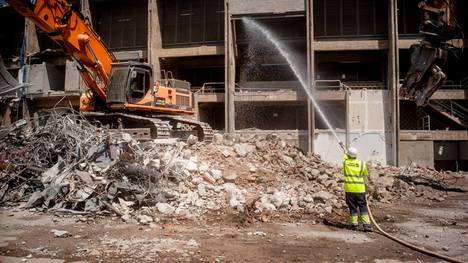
left=0, top=0, right=467, bottom=170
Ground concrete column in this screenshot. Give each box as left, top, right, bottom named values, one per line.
left=193, top=94, right=200, bottom=120
left=224, top=0, right=235, bottom=133
left=80, top=0, right=93, bottom=27
left=64, top=60, right=81, bottom=92
left=1, top=101, right=12, bottom=126
left=22, top=99, right=32, bottom=129
left=306, top=0, right=315, bottom=153
left=22, top=19, right=39, bottom=121
left=24, top=20, right=39, bottom=57
left=388, top=0, right=400, bottom=166
left=148, top=0, right=163, bottom=80
left=77, top=0, right=94, bottom=92
left=345, top=89, right=350, bottom=148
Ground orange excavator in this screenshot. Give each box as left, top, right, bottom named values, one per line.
left=5, top=0, right=212, bottom=141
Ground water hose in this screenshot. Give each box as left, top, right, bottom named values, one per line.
left=339, top=141, right=465, bottom=262
left=341, top=145, right=464, bottom=263
left=366, top=196, right=465, bottom=263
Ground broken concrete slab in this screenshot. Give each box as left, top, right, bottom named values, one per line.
left=270, top=191, right=291, bottom=209
left=186, top=135, right=198, bottom=146
left=51, top=229, right=71, bottom=238
left=212, top=134, right=223, bottom=144
left=25, top=192, right=44, bottom=209
left=233, top=143, right=254, bottom=157
left=222, top=171, right=238, bottom=182
left=156, top=203, right=175, bottom=215
left=312, top=191, right=335, bottom=204
left=136, top=215, right=154, bottom=225
left=41, top=158, right=64, bottom=186
left=210, top=169, right=223, bottom=180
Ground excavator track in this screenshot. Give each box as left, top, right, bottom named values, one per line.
left=82, top=112, right=171, bottom=140
left=82, top=112, right=213, bottom=142
left=158, top=115, right=214, bottom=142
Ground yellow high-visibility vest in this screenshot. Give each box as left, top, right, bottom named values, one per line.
left=342, top=155, right=368, bottom=193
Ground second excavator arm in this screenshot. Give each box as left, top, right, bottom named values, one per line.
left=400, top=0, right=463, bottom=106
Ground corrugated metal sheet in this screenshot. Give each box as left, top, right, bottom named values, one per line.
left=358, top=0, right=373, bottom=35
left=0, top=7, right=24, bottom=58
left=343, top=0, right=357, bottom=35
left=325, top=0, right=341, bottom=36
left=461, top=0, right=468, bottom=36
left=398, top=0, right=420, bottom=35
left=229, top=0, right=305, bottom=15
left=161, top=0, right=224, bottom=46
left=314, top=0, right=387, bottom=38
left=314, top=0, right=325, bottom=36
left=93, top=0, right=148, bottom=50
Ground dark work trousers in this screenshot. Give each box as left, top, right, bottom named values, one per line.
left=345, top=192, right=368, bottom=216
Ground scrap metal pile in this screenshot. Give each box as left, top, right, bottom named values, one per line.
left=0, top=112, right=164, bottom=217
left=0, top=113, right=464, bottom=224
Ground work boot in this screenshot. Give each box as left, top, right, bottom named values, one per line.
left=363, top=224, right=373, bottom=232
left=348, top=224, right=358, bottom=231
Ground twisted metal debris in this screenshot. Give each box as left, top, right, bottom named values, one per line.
left=0, top=111, right=164, bottom=212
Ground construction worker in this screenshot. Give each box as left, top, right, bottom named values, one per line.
left=342, top=147, right=372, bottom=232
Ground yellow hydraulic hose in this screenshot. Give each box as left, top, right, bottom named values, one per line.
left=366, top=196, right=466, bottom=263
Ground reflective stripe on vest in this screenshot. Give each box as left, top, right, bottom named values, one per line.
left=343, top=159, right=366, bottom=193
left=344, top=181, right=364, bottom=184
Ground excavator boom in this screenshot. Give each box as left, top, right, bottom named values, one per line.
left=5, top=0, right=213, bottom=142
left=6, top=0, right=114, bottom=103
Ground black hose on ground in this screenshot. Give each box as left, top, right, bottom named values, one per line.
left=339, top=145, right=465, bottom=263
left=366, top=196, right=466, bottom=263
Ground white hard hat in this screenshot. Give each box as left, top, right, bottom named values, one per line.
left=347, top=147, right=358, bottom=158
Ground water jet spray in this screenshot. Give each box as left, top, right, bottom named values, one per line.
left=242, top=17, right=345, bottom=151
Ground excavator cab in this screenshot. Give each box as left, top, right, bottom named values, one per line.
left=127, top=66, right=152, bottom=103
left=104, top=61, right=194, bottom=116
left=80, top=62, right=154, bottom=112
left=106, top=61, right=154, bottom=108
left=83, top=61, right=212, bottom=141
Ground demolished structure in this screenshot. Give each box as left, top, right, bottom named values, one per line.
left=0, top=1, right=467, bottom=262
left=1, top=113, right=464, bottom=224
left=0, top=0, right=467, bottom=170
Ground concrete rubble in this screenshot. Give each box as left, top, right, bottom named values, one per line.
left=0, top=113, right=465, bottom=224
left=51, top=229, right=71, bottom=238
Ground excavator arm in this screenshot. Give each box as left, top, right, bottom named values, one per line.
left=4, top=0, right=214, bottom=142
left=6, top=0, right=115, bottom=103
left=400, top=0, right=463, bottom=106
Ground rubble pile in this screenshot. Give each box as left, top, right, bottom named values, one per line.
left=186, top=133, right=464, bottom=215
left=0, top=113, right=163, bottom=217
left=0, top=113, right=464, bottom=224
left=188, top=133, right=347, bottom=216
left=366, top=161, right=466, bottom=203
left=0, top=114, right=112, bottom=205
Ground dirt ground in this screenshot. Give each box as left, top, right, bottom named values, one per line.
left=1, top=192, right=467, bottom=263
